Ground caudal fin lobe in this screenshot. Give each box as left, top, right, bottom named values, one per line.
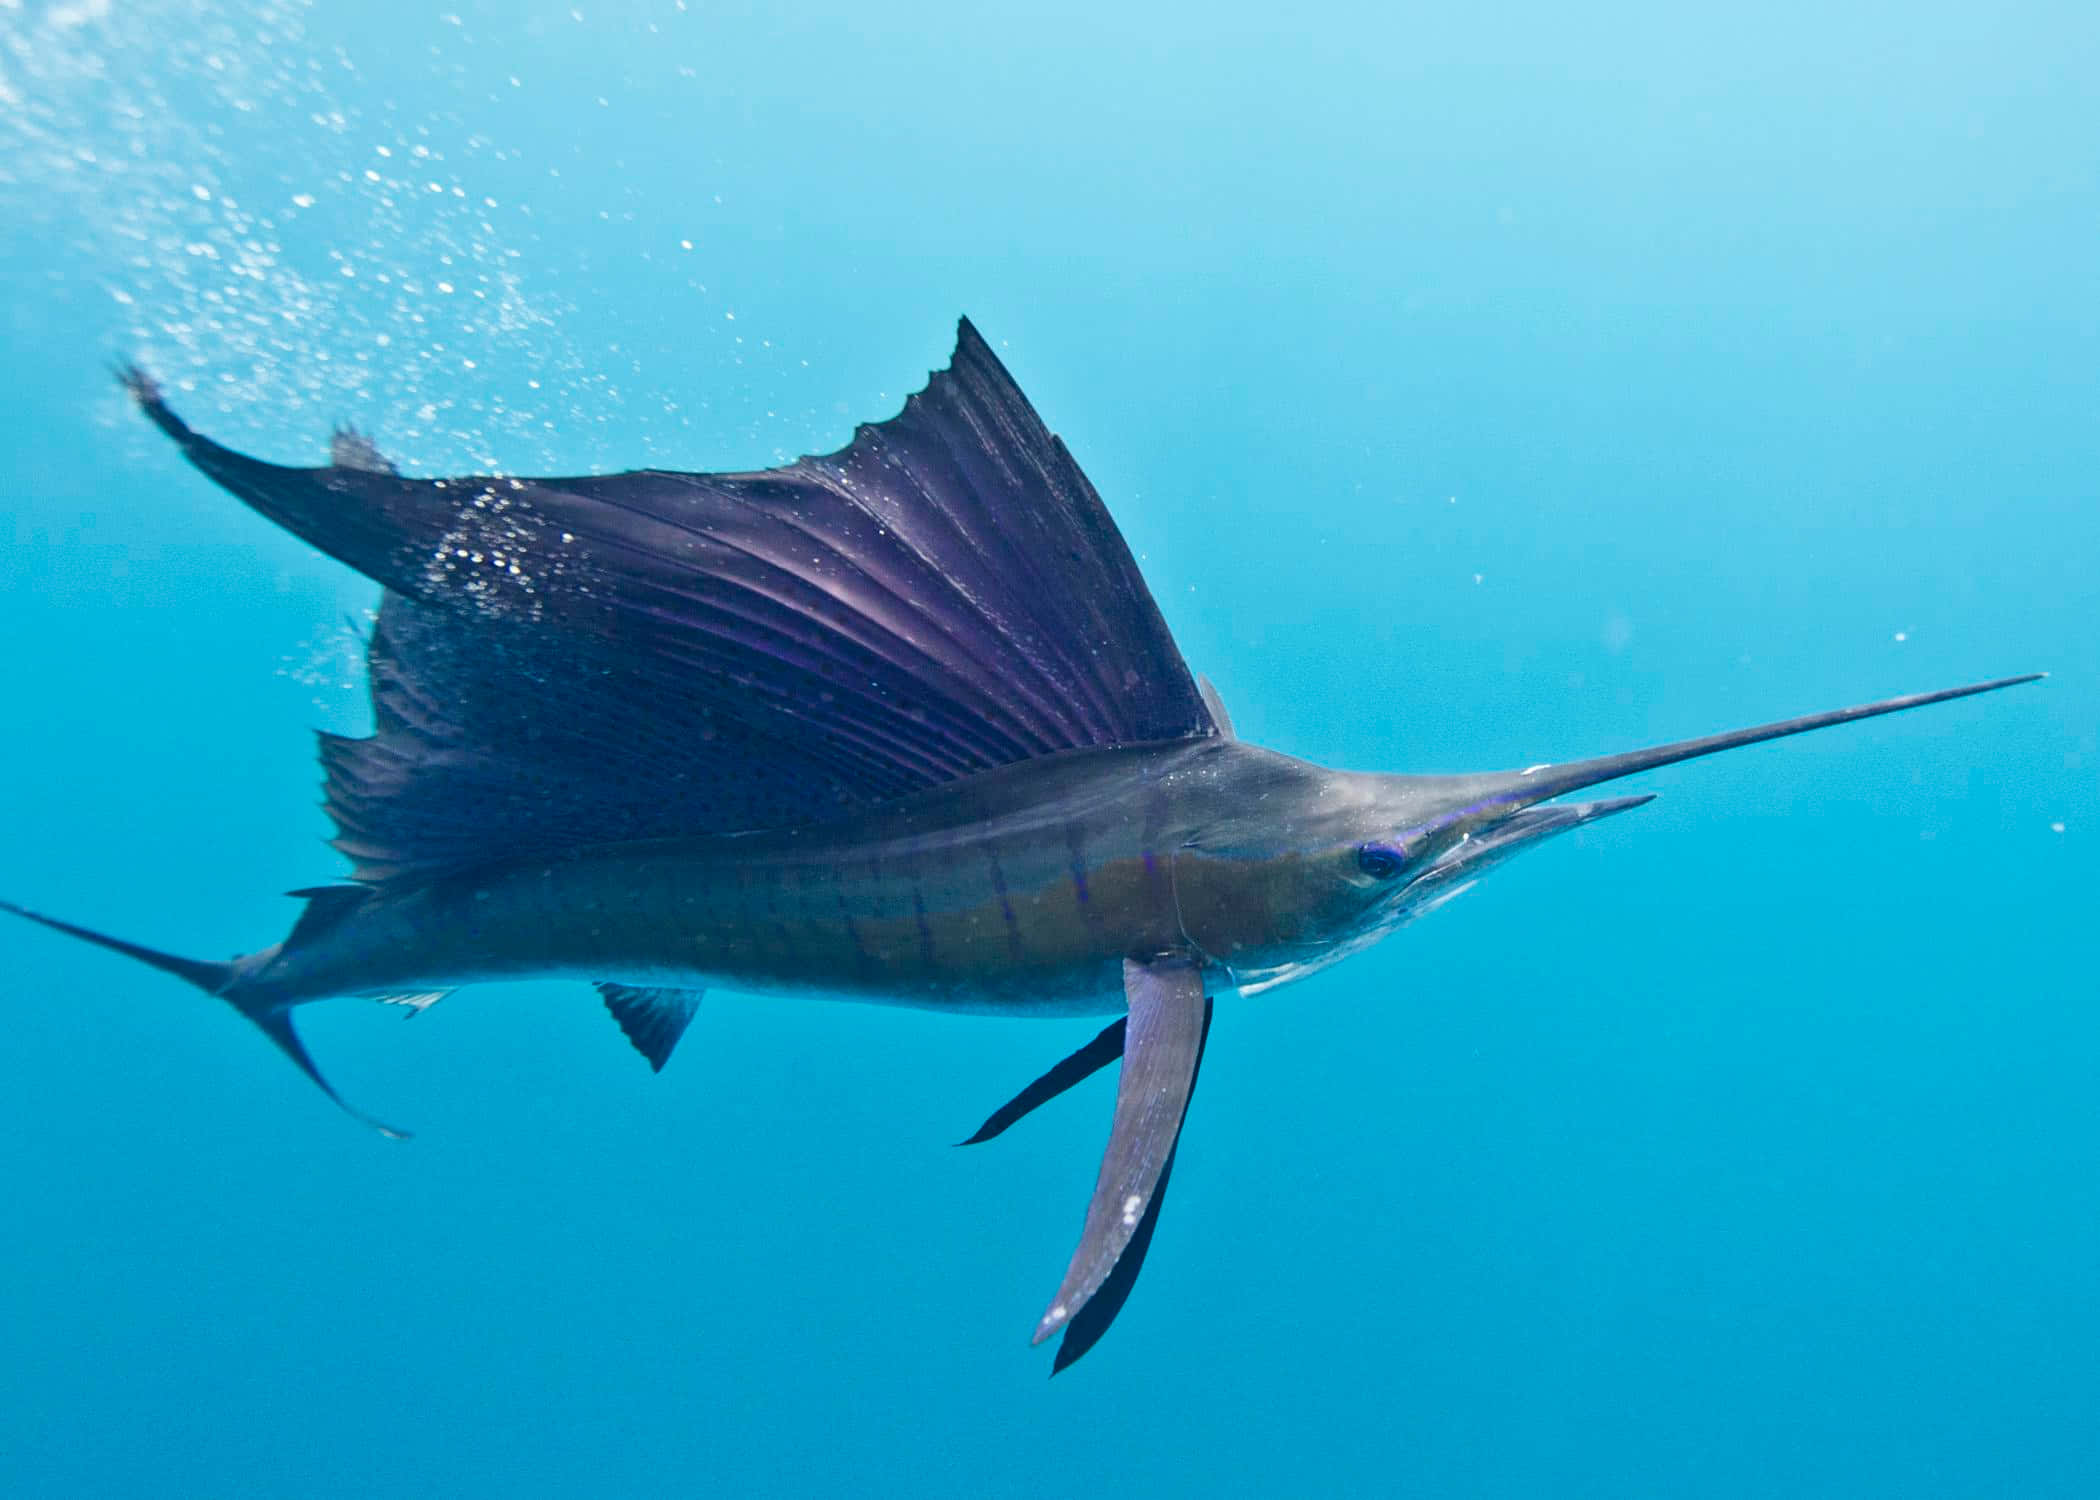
left=0, top=899, right=233, bottom=992
left=0, top=899, right=408, bottom=1139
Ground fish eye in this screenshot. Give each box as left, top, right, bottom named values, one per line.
left=1355, top=843, right=1406, bottom=881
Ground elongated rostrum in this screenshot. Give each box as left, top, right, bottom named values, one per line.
left=5, top=320, right=2041, bottom=1369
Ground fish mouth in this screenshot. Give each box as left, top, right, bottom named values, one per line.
left=1468, top=791, right=1654, bottom=847
left=1409, top=792, right=1655, bottom=884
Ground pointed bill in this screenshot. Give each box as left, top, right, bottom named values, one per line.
left=1033, top=956, right=1210, bottom=1353
left=1398, top=675, right=2047, bottom=851
left=1507, top=675, right=2044, bottom=807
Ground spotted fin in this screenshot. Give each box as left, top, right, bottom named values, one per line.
left=123, top=322, right=1219, bottom=882
left=957, top=1019, right=1125, bottom=1145
left=594, top=982, right=703, bottom=1072
left=1034, top=956, right=1211, bottom=1370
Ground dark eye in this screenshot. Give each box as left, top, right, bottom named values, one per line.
left=1355, top=844, right=1406, bottom=880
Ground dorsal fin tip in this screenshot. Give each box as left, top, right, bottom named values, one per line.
left=329, top=424, right=398, bottom=475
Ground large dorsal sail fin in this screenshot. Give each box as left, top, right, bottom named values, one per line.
left=120, top=326, right=1217, bottom=882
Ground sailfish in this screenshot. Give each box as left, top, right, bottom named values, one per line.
left=4, top=319, right=2039, bottom=1369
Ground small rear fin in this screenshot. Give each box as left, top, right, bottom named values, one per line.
left=595, top=982, right=704, bottom=1072
left=285, top=885, right=373, bottom=948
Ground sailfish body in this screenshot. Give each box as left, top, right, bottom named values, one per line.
left=5, top=320, right=2039, bottom=1369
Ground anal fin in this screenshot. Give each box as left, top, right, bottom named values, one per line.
left=595, top=982, right=703, bottom=1072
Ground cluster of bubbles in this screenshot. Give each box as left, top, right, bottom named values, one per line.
left=0, top=0, right=647, bottom=474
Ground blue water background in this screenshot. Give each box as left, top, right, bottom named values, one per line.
left=2, top=2, right=2095, bottom=1494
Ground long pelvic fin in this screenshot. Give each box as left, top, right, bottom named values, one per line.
left=1500, top=674, right=2045, bottom=810
left=1053, top=1140, right=1186, bottom=1373
left=958, top=1019, right=1126, bottom=1146
left=1035, top=956, right=1211, bottom=1369
left=1, top=899, right=408, bottom=1140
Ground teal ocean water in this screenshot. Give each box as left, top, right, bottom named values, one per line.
left=2, top=3, right=2094, bottom=1494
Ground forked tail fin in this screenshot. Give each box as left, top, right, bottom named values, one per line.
left=1, top=898, right=233, bottom=993
left=0, top=899, right=409, bottom=1139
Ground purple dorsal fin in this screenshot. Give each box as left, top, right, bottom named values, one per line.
left=126, top=322, right=1218, bottom=882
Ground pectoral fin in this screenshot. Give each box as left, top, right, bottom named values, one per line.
left=1033, top=955, right=1211, bottom=1367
